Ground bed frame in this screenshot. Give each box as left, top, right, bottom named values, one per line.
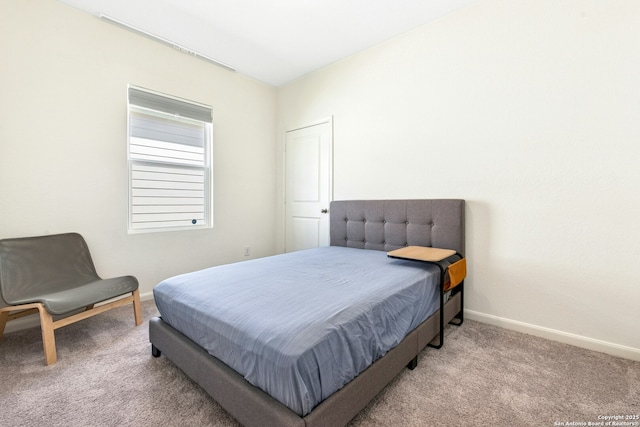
left=149, top=199, right=465, bottom=427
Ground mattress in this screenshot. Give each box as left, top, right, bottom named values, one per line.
left=153, top=246, right=440, bottom=416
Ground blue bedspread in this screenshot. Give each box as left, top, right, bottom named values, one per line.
left=153, top=246, right=440, bottom=416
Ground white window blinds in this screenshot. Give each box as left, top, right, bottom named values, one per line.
left=128, top=86, right=212, bottom=232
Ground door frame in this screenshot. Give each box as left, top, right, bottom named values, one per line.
left=283, top=116, right=334, bottom=251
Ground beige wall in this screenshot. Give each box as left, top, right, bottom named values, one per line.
left=277, top=0, right=640, bottom=359
left=0, top=0, right=278, bottom=312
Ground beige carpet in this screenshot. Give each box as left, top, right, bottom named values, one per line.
left=1, top=301, right=638, bottom=427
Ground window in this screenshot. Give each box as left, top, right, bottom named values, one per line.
left=127, top=86, right=212, bottom=232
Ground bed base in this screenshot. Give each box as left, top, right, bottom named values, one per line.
left=149, top=290, right=461, bottom=427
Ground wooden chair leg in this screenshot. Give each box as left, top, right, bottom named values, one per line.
left=1, top=292, right=141, bottom=365
left=132, top=289, right=143, bottom=326
left=0, top=310, right=9, bottom=345
left=37, top=305, right=57, bottom=366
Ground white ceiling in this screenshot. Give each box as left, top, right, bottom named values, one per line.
left=56, top=0, right=478, bottom=87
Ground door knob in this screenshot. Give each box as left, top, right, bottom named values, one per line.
left=321, top=209, right=328, bottom=214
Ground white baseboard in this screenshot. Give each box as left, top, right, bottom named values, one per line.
left=140, top=291, right=154, bottom=302
left=3, top=314, right=40, bottom=334
left=465, top=309, right=640, bottom=362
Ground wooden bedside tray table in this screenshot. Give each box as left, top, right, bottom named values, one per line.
left=387, top=246, right=466, bottom=350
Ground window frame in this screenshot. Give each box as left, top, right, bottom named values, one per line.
left=127, top=85, right=213, bottom=233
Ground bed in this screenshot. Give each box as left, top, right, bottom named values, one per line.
left=149, top=199, right=465, bottom=427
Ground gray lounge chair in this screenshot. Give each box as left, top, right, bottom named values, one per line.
left=0, top=232, right=142, bottom=365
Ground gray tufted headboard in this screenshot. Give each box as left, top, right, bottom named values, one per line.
left=330, top=199, right=465, bottom=256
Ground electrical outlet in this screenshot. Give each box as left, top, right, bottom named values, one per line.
left=244, top=246, right=251, bottom=256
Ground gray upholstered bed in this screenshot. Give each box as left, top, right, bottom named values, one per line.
left=149, top=199, right=465, bottom=427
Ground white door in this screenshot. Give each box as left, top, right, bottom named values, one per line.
left=285, top=119, right=332, bottom=252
